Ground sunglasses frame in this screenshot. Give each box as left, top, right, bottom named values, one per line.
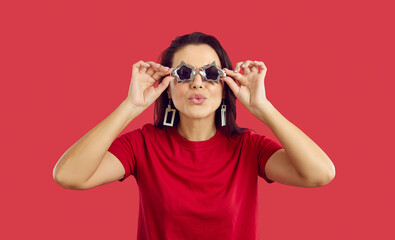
left=170, top=60, right=226, bottom=84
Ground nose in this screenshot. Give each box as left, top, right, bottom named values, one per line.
left=190, top=71, right=204, bottom=89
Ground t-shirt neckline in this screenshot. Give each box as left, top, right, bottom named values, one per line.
left=168, top=126, right=223, bottom=149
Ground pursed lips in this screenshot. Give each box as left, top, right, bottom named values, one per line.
left=188, top=94, right=207, bottom=100
left=188, top=94, right=207, bottom=104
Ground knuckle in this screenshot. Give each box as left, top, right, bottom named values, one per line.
left=133, top=60, right=144, bottom=66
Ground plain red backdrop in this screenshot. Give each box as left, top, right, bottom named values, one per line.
left=1, top=0, right=394, bottom=239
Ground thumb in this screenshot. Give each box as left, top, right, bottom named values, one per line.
left=154, top=76, right=173, bottom=97
left=221, top=76, right=240, bottom=96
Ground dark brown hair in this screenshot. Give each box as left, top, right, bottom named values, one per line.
left=154, top=32, right=247, bottom=139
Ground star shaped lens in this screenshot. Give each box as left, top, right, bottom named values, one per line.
left=177, top=65, right=192, bottom=81
left=204, top=66, right=219, bottom=81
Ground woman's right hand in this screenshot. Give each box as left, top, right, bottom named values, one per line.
left=124, top=60, right=174, bottom=110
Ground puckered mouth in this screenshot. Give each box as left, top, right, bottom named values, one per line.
left=188, top=94, right=207, bottom=100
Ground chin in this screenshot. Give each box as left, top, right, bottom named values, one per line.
left=180, top=109, right=216, bottom=120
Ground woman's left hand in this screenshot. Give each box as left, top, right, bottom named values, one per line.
left=221, top=60, right=269, bottom=115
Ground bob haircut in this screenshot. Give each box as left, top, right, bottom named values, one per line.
left=154, top=32, right=247, bottom=139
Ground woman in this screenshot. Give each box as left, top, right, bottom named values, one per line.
left=53, top=32, right=335, bottom=239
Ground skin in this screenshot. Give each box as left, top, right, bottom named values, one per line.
left=168, top=44, right=225, bottom=141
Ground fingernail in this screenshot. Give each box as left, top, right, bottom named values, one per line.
left=164, top=67, right=169, bottom=71
left=234, top=67, right=238, bottom=72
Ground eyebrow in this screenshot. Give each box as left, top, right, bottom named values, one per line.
left=183, top=61, right=214, bottom=69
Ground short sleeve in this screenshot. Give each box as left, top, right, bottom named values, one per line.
left=107, top=129, right=141, bottom=182
left=248, top=131, right=283, bottom=183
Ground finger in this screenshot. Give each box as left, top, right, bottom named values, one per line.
left=241, top=60, right=254, bottom=74
left=140, top=61, right=152, bottom=73
left=221, top=76, right=240, bottom=96
left=151, top=67, right=173, bottom=81
left=253, top=61, right=267, bottom=74
left=223, top=68, right=248, bottom=86
left=234, top=62, right=244, bottom=73
left=145, top=61, right=158, bottom=75
left=144, top=61, right=166, bottom=74
left=145, top=62, right=171, bottom=80
left=248, top=60, right=259, bottom=73
left=132, top=60, right=151, bottom=73
left=154, top=75, right=173, bottom=98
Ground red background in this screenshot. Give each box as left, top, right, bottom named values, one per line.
left=1, top=0, right=394, bottom=239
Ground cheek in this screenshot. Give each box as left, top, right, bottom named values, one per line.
left=210, top=85, right=224, bottom=107
left=213, top=84, right=224, bottom=97
left=169, top=85, right=186, bottom=108
left=168, top=81, right=179, bottom=98
left=215, top=92, right=223, bottom=105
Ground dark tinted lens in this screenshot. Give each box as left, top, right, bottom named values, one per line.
left=177, top=66, right=192, bottom=80
left=205, top=66, right=219, bottom=80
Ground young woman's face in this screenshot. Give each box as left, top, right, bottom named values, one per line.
left=168, top=44, right=224, bottom=122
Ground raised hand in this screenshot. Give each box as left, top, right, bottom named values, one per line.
left=221, top=60, right=269, bottom=115
left=125, top=60, right=174, bottom=110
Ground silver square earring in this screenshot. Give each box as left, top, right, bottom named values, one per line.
left=221, top=99, right=226, bottom=126
left=163, top=99, right=176, bottom=127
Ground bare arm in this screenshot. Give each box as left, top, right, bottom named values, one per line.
left=259, top=101, right=336, bottom=187
left=223, top=61, right=335, bottom=187
left=53, top=60, right=174, bottom=189
left=53, top=100, right=143, bottom=188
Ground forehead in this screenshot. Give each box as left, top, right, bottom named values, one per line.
left=172, top=44, right=222, bottom=69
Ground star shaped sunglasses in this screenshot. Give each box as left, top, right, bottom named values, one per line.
left=170, top=60, right=226, bottom=84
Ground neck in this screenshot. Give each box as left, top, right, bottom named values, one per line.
left=177, top=114, right=217, bottom=141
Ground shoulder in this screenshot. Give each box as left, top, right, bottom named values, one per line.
left=140, top=123, right=166, bottom=134
left=235, top=128, right=262, bottom=141
left=221, top=127, right=255, bottom=141
left=117, top=123, right=161, bottom=139
left=139, top=123, right=169, bottom=140
left=114, top=124, right=166, bottom=147
left=237, top=128, right=280, bottom=149
left=122, top=123, right=164, bottom=134
left=224, top=128, right=261, bottom=146
left=141, top=123, right=159, bottom=132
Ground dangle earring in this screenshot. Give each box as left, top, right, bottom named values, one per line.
left=221, top=99, right=226, bottom=126
left=163, top=99, right=176, bottom=127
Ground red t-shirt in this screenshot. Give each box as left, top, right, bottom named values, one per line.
left=108, top=123, right=283, bottom=240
